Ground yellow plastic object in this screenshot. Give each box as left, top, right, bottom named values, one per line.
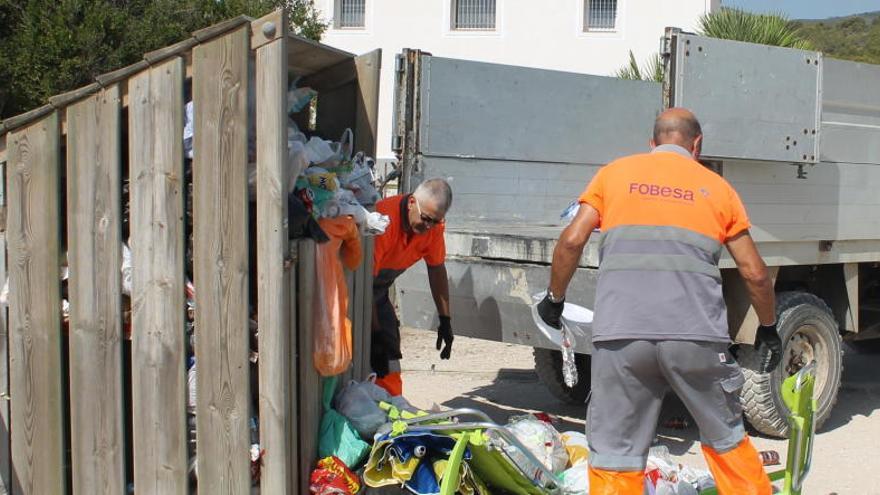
left=560, top=432, right=589, bottom=467
left=699, top=363, right=817, bottom=495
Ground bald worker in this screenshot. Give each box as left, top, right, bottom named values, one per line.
left=537, top=108, right=781, bottom=494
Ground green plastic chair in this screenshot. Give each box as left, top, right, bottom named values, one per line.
left=701, top=361, right=817, bottom=495
left=393, top=408, right=562, bottom=495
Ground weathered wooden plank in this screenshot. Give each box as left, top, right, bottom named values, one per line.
left=192, top=15, right=251, bottom=43
left=341, top=270, right=357, bottom=384
left=0, top=161, right=10, bottom=493
left=0, top=232, right=8, bottom=495
left=66, top=86, right=125, bottom=495
left=7, top=113, right=65, bottom=495
left=193, top=27, right=251, bottom=494
left=315, top=84, right=356, bottom=148
left=358, top=238, right=375, bottom=379
left=1, top=105, right=54, bottom=136
left=300, top=59, right=357, bottom=93
left=128, top=58, right=188, bottom=494
left=143, top=38, right=198, bottom=67
left=255, top=20, right=293, bottom=493
left=354, top=49, right=382, bottom=157
left=297, top=240, right=320, bottom=494
left=287, top=242, right=299, bottom=488
left=286, top=34, right=352, bottom=77
left=250, top=9, right=285, bottom=50
left=95, top=61, right=150, bottom=89
left=47, top=83, right=101, bottom=111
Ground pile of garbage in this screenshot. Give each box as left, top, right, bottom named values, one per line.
left=310, top=374, right=717, bottom=495
left=183, top=78, right=390, bottom=241
left=181, top=78, right=390, bottom=488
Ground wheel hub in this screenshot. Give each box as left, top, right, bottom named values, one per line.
left=784, top=323, right=829, bottom=398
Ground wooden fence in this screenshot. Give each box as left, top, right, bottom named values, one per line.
left=0, top=9, right=379, bottom=494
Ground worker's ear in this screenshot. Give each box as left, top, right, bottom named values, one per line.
left=649, top=138, right=657, bottom=149
left=692, top=134, right=703, bottom=159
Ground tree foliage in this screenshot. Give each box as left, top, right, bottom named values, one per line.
left=615, top=51, right=664, bottom=82
left=793, top=12, right=880, bottom=65
left=0, top=0, right=327, bottom=118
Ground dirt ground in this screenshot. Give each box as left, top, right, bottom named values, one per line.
left=396, top=327, right=880, bottom=494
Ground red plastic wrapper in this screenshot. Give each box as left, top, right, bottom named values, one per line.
left=645, top=467, right=662, bottom=487
left=309, top=456, right=361, bottom=495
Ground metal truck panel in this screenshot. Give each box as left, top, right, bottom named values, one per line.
left=671, top=33, right=821, bottom=164
left=396, top=258, right=596, bottom=354
left=725, top=159, right=880, bottom=243
left=418, top=157, right=601, bottom=225
left=820, top=57, right=880, bottom=165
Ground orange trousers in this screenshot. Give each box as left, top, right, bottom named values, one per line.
left=589, top=437, right=771, bottom=495
left=375, top=371, right=403, bottom=396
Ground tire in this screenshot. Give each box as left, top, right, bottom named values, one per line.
left=738, top=291, right=843, bottom=438
left=533, top=348, right=592, bottom=404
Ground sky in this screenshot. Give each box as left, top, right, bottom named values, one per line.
left=720, top=0, right=880, bottom=20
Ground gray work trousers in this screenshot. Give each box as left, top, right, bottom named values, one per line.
left=588, top=339, right=747, bottom=471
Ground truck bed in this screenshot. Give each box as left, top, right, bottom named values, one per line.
left=444, top=221, right=598, bottom=267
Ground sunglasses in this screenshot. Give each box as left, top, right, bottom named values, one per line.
left=414, top=197, right=444, bottom=227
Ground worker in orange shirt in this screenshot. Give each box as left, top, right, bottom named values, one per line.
left=537, top=108, right=782, bottom=494
left=371, top=178, right=453, bottom=396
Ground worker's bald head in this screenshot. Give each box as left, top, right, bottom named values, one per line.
left=652, top=108, right=703, bottom=151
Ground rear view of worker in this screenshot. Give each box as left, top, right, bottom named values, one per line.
left=371, top=178, right=453, bottom=396
left=538, top=108, right=782, bottom=494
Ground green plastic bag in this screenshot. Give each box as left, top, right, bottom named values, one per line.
left=318, top=376, right=370, bottom=469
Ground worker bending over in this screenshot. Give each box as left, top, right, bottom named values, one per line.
left=371, top=178, right=454, bottom=396
left=538, top=108, right=782, bottom=494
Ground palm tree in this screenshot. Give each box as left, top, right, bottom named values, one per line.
left=697, top=8, right=813, bottom=49
left=615, top=7, right=812, bottom=81
left=615, top=51, right=664, bottom=82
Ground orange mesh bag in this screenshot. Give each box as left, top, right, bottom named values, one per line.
left=313, top=216, right=362, bottom=376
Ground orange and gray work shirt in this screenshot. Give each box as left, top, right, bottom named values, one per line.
left=373, top=194, right=446, bottom=290
left=579, top=144, right=751, bottom=343
left=372, top=194, right=446, bottom=364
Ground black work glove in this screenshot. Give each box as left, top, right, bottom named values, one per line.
left=754, top=323, right=782, bottom=374
left=370, top=334, right=390, bottom=377
left=537, top=293, right=564, bottom=330
left=436, top=316, right=453, bottom=360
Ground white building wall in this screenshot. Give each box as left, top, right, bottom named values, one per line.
left=318, top=0, right=720, bottom=161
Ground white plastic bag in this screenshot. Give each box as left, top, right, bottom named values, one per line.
left=338, top=152, right=380, bottom=206
left=335, top=375, right=392, bottom=439
left=187, top=363, right=197, bottom=414
left=305, top=137, right=336, bottom=165
left=121, top=242, right=133, bottom=296
left=560, top=464, right=589, bottom=494
left=497, top=414, right=569, bottom=475
left=183, top=101, right=194, bottom=159
left=560, top=200, right=580, bottom=224
left=530, top=291, right=592, bottom=387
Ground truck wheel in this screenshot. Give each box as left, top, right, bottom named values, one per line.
left=533, top=348, right=591, bottom=404
left=738, top=291, right=843, bottom=438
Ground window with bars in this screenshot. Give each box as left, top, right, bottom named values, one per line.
left=452, top=0, right=496, bottom=30
left=335, top=0, right=366, bottom=29
left=585, top=0, right=617, bottom=31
